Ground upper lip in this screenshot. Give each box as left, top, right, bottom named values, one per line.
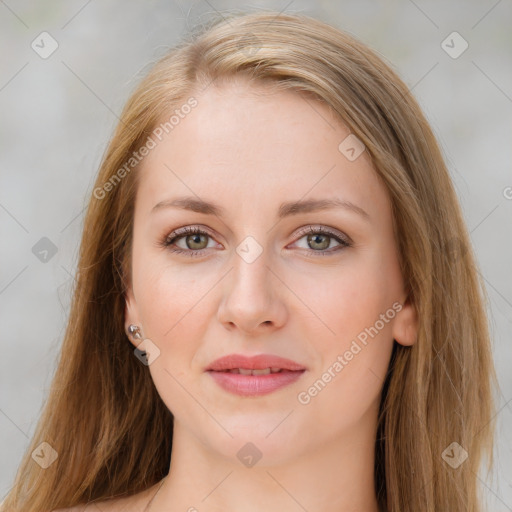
left=206, top=353, right=306, bottom=372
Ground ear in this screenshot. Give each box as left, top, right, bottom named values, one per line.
left=124, top=286, right=143, bottom=349
left=391, top=294, right=418, bottom=347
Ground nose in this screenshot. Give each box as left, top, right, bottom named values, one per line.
left=217, top=245, right=287, bottom=334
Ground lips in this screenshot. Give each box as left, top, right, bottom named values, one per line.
left=205, top=353, right=306, bottom=372
left=205, top=353, right=306, bottom=396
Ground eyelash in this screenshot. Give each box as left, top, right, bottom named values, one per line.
left=159, top=225, right=351, bottom=258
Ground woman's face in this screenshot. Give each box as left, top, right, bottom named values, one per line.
left=125, top=78, right=418, bottom=465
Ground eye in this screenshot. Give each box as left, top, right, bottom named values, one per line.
left=290, top=225, right=351, bottom=256
left=160, top=226, right=217, bottom=257
left=159, top=225, right=351, bottom=257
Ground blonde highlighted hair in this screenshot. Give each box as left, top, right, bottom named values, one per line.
left=2, top=10, right=497, bottom=512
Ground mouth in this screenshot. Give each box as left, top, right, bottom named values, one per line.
left=205, top=354, right=306, bottom=396
left=216, top=367, right=292, bottom=375
left=206, top=353, right=306, bottom=372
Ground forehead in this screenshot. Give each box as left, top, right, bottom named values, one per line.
left=135, top=79, right=389, bottom=222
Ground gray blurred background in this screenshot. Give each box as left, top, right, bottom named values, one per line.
left=1, top=0, right=511, bottom=509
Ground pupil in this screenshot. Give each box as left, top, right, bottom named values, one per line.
left=309, top=234, right=329, bottom=250
left=188, top=234, right=205, bottom=249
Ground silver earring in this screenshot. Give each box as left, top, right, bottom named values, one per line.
left=127, top=324, right=148, bottom=362
left=127, top=324, right=142, bottom=341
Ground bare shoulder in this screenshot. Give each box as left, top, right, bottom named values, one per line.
left=52, top=482, right=161, bottom=512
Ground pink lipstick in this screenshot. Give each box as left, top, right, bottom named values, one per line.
left=205, top=353, right=306, bottom=396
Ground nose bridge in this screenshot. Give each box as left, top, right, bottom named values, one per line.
left=231, top=234, right=273, bottom=305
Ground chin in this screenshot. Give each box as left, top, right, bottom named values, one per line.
left=198, top=417, right=307, bottom=468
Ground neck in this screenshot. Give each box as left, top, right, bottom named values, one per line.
left=149, top=402, right=381, bottom=512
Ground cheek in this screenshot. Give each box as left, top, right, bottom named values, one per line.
left=292, top=257, right=395, bottom=409
left=291, top=254, right=395, bottom=350
left=294, top=272, right=395, bottom=435
left=135, top=253, right=212, bottom=336
left=134, top=264, right=213, bottom=415
left=134, top=260, right=218, bottom=379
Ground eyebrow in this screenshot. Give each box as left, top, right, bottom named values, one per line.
left=151, top=196, right=370, bottom=221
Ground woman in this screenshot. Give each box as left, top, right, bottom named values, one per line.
left=1, top=10, right=497, bottom=512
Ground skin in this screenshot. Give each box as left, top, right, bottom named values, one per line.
left=120, top=77, right=418, bottom=512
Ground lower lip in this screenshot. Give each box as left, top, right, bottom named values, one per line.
left=207, top=370, right=305, bottom=396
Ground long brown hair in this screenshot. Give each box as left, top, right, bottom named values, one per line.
left=2, top=10, right=497, bottom=512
